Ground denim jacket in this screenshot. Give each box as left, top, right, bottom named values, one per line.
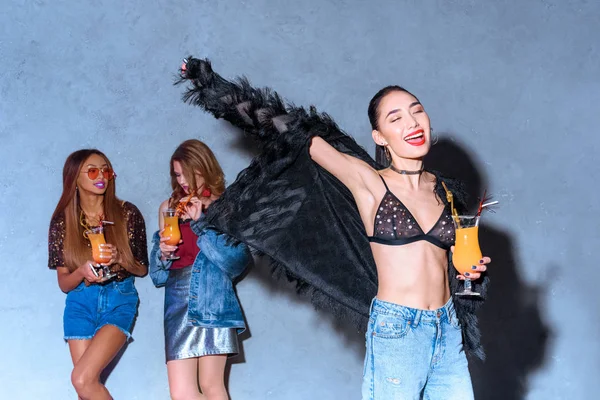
left=149, top=218, right=251, bottom=332
left=149, top=231, right=171, bottom=287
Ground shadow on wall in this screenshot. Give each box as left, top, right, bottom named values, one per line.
left=425, top=137, right=552, bottom=400
left=226, top=252, right=365, bottom=398
left=248, top=254, right=366, bottom=353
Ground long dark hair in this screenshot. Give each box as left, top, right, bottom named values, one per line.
left=368, top=85, right=420, bottom=167
left=51, top=149, right=135, bottom=272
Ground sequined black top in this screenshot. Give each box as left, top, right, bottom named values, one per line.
left=48, top=201, right=148, bottom=281
left=368, top=175, right=455, bottom=250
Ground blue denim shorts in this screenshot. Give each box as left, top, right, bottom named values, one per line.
left=63, top=277, right=139, bottom=341
left=362, top=297, right=473, bottom=400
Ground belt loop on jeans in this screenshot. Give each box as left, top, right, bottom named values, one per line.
left=444, top=299, right=456, bottom=319
left=445, top=299, right=454, bottom=320
left=412, top=309, right=422, bottom=327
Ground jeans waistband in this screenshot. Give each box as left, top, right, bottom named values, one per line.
left=88, top=276, right=134, bottom=288
left=369, top=297, right=456, bottom=326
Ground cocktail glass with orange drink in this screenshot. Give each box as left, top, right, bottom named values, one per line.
left=85, top=226, right=116, bottom=281
left=452, top=215, right=482, bottom=296
left=162, top=208, right=181, bottom=260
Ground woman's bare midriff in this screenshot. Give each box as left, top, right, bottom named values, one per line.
left=371, top=241, right=450, bottom=310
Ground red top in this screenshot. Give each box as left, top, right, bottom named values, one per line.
left=170, top=220, right=200, bottom=269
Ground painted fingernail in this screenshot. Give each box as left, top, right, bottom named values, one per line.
left=464, top=272, right=470, bottom=277
left=479, top=259, right=484, bottom=264
left=472, top=265, right=477, bottom=270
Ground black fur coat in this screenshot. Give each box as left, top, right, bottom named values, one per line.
left=177, top=57, right=489, bottom=360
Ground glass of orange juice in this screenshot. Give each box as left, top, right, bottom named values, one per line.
left=162, top=208, right=181, bottom=260
left=452, top=215, right=482, bottom=296
left=85, top=226, right=116, bottom=281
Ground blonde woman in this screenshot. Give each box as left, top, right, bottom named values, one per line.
left=150, top=139, right=250, bottom=400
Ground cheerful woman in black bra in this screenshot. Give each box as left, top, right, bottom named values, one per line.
left=355, top=87, right=490, bottom=399
left=177, top=59, right=491, bottom=400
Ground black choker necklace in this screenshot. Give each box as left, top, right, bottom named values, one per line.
left=389, top=164, right=424, bottom=175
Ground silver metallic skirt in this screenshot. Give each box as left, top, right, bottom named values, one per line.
left=164, top=266, right=238, bottom=362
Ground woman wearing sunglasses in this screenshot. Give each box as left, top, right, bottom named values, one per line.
left=149, top=139, right=250, bottom=400
left=48, top=149, right=148, bottom=399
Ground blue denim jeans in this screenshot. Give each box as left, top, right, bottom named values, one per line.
left=362, top=298, right=473, bottom=400
left=63, top=277, right=139, bottom=340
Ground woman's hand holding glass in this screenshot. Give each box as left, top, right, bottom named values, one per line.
left=159, top=228, right=182, bottom=261
left=98, top=243, right=118, bottom=266
left=452, top=247, right=491, bottom=281
left=451, top=215, right=492, bottom=296
left=78, top=260, right=104, bottom=283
